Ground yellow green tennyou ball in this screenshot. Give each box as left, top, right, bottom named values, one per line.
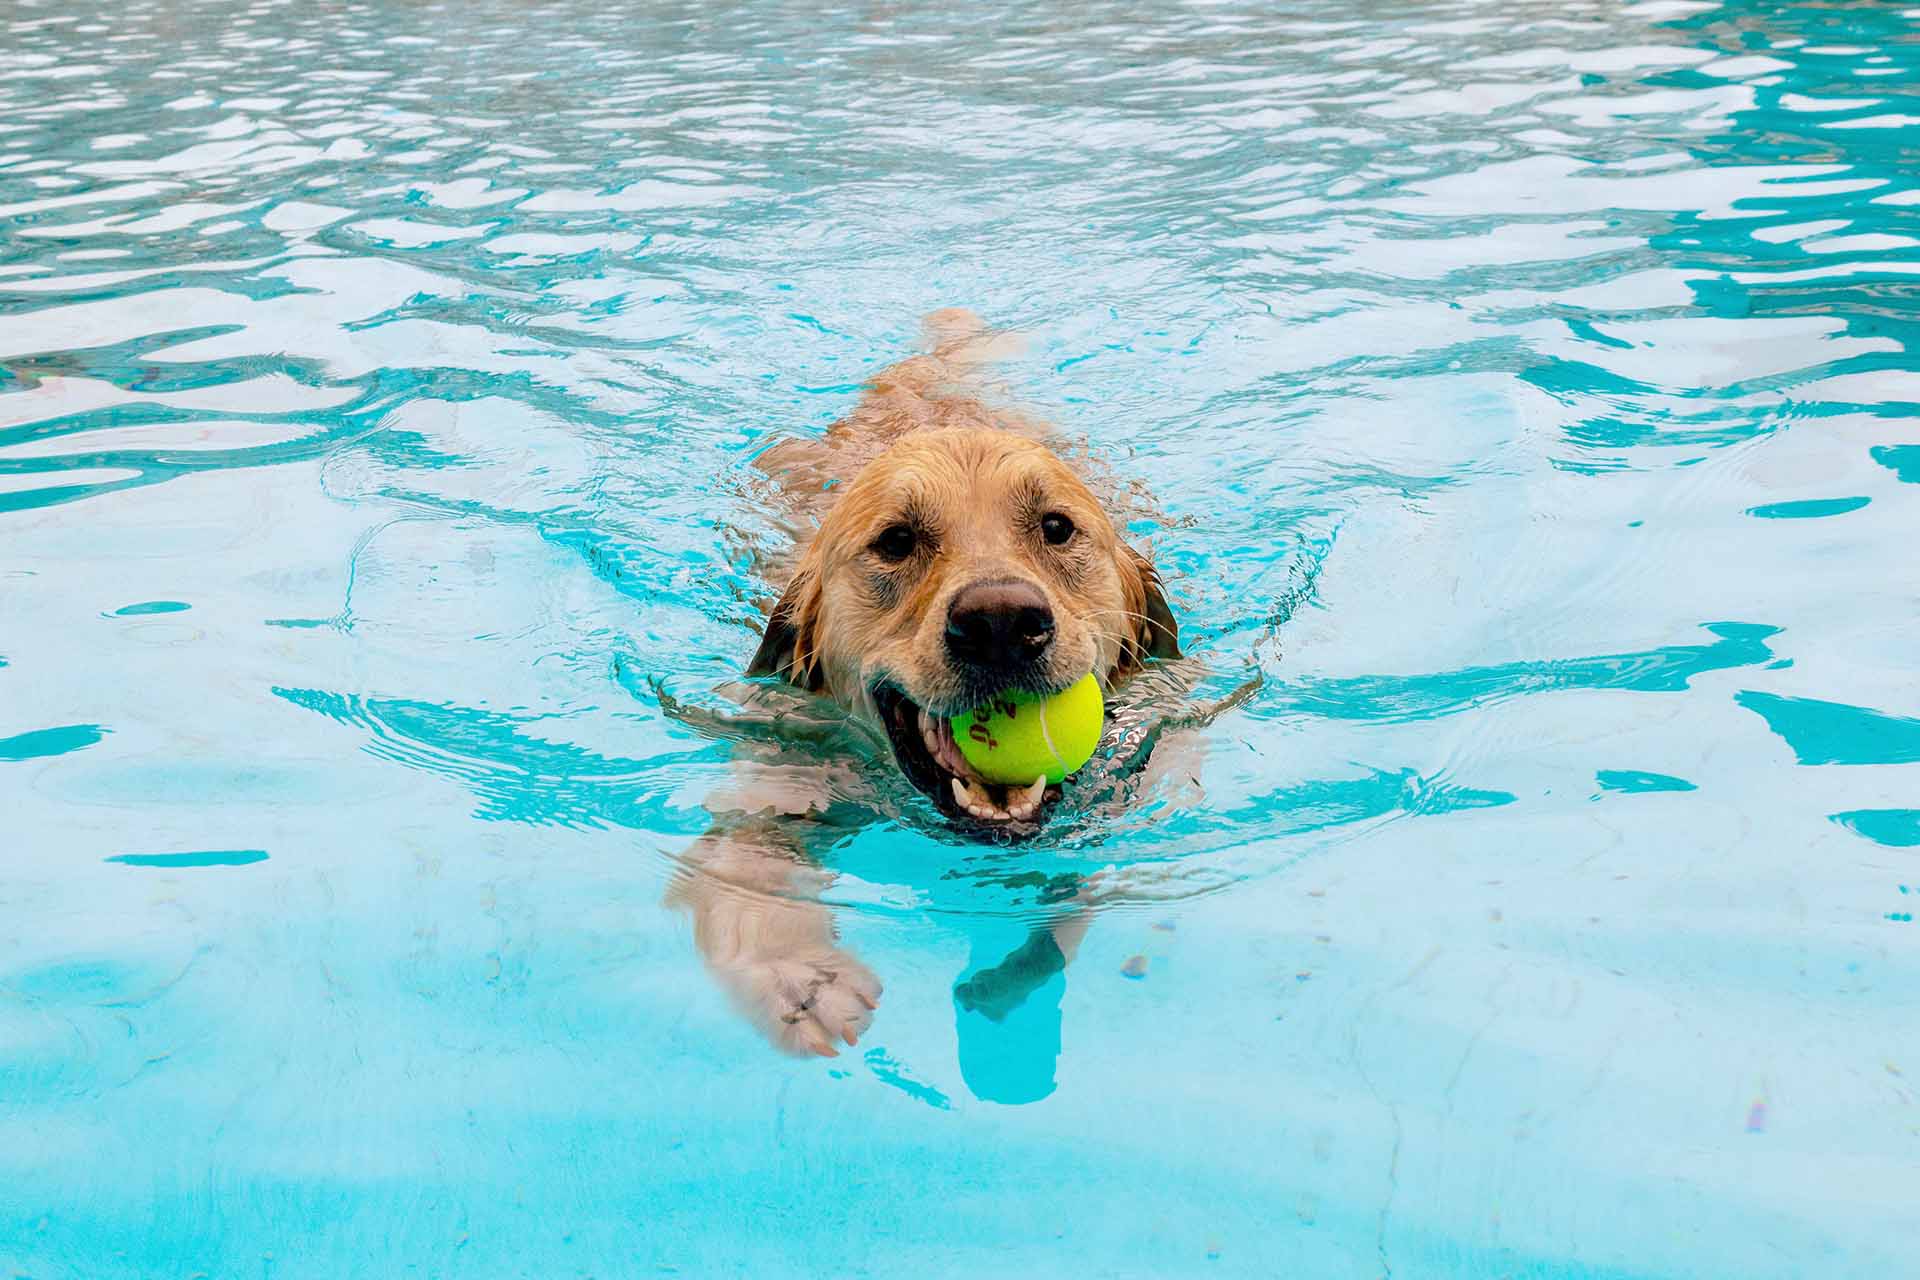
left=951, top=673, right=1105, bottom=786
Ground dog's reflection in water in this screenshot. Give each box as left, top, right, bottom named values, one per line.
left=952, top=906, right=1091, bottom=1104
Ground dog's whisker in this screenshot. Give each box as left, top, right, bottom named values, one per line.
left=1085, top=623, right=1133, bottom=658
left=1083, top=622, right=1139, bottom=649
left=1078, top=607, right=1156, bottom=642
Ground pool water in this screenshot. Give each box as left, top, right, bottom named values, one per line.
left=4, top=0, right=1918, bottom=1275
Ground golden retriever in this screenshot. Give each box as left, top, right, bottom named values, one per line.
left=670, top=310, right=1181, bottom=1056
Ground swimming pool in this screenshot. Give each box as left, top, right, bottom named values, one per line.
left=4, top=0, right=1917, bottom=1274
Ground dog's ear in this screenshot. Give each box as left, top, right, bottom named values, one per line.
left=747, top=567, right=826, bottom=691
left=1119, top=545, right=1181, bottom=667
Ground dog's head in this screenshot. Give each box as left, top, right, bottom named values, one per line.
left=749, top=427, right=1178, bottom=830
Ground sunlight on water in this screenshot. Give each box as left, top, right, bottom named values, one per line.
left=3, top=0, right=1918, bottom=1275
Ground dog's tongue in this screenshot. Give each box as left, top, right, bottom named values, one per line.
left=916, top=706, right=983, bottom=782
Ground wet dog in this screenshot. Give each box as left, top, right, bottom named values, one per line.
left=670, top=311, right=1180, bottom=1056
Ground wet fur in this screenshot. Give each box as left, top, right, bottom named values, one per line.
left=672, top=310, right=1179, bottom=1057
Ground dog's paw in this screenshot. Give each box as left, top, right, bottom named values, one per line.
left=722, top=945, right=883, bottom=1058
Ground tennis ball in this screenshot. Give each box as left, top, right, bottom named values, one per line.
left=951, top=673, right=1105, bottom=785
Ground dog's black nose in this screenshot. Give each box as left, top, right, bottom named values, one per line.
left=946, top=579, right=1055, bottom=673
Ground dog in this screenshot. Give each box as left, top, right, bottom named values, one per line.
left=669, top=310, right=1182, bottom=1058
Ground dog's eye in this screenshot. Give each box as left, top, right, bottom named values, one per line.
left=872, top=523, right=917, bottom=562
left=1040, top=512, right=1075, bottom=546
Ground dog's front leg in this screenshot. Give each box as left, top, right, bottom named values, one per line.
left=668, top=815, right=882, bottom=1057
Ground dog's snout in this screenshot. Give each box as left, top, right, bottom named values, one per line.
left=945, top=579, right=1055, bottom=672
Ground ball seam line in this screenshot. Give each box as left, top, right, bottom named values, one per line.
left=1037, top=701, right=1065, bottom=776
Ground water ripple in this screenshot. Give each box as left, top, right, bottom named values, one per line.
left=6, top=0, right=1919, bottom=1274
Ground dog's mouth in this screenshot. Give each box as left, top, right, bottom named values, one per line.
left=870, top=685, right=1061, bottom=830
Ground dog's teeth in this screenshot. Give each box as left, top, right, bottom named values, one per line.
left=951, top=775, right=1008, bottom=820
left=995, top=776, right=1046, bottom=823
left=952, top=776, right=1002, bottom=820
left=1006, top=777, right=1045, bottom=822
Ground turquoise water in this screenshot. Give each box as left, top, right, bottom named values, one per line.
left=4, top=0, right=1918, bottom=1274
